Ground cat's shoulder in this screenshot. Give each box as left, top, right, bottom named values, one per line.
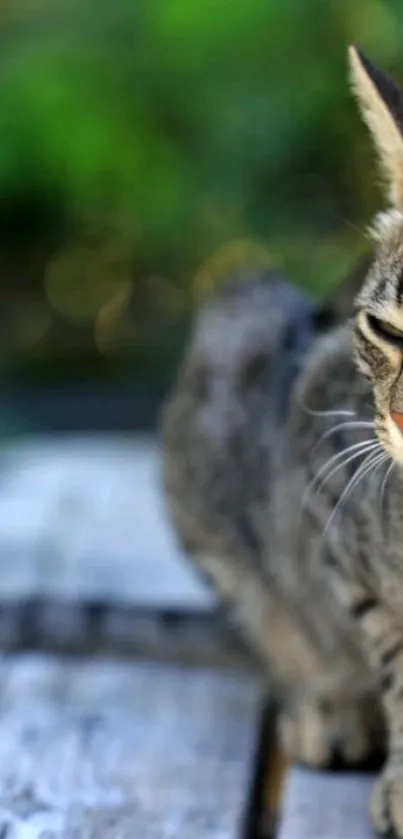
left=290, top=321, right=368, bottom=419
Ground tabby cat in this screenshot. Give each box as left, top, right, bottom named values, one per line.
left=161, top=47, right=403, bottom=837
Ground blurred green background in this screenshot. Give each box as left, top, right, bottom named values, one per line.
left=0, top=0, right=401, bottom=430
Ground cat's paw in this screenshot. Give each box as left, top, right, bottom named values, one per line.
left=371, top=761, right=403, bottom=838
left=278, top=690, right=384, bottom=769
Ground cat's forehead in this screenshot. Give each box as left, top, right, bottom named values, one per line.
left=358, top=209, right=403, bottom=315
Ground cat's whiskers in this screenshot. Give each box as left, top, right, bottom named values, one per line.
left=379, top=459, right=395, bottom=518
left=302, top=438, right=379, bottom=512
left=302, top=406, right=356, bottom=419
left=311, top=420, right=375, bottom=455
left=315, top=440, right=380, bottom=496
left=322, top=448, right=389, bottom=545
left=331, top=212, right=367, bottom=238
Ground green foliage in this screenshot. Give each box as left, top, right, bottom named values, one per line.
left=0, top=0, right=403, bottom=391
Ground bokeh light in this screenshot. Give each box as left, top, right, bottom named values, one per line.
left=0, top=0, right=401, bottom=422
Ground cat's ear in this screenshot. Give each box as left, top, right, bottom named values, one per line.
left=349, top=45, right=403, bottom=209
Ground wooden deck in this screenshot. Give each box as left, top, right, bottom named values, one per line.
left=0, top=653, right=263, bottom=838
left=0, top=434, right=212, bottom=608
left=0, top=433, right=377, bottom=837
left=0, top=434, right=270, bottom=837
left=278, top=767, right=373, bottom=839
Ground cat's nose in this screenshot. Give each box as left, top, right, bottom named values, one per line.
left=391, top=410, right=403, bottom=431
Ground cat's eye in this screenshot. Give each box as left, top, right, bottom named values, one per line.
left=367, top=314, right=403, bottom=348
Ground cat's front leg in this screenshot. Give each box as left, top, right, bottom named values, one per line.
left=360, top=605, right=403, bottom=839
left=336, top=579, right=403, bottom=837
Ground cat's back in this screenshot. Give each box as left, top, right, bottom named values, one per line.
left=161, top=269, right=319, bottom=559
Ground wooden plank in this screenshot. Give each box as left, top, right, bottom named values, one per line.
left=0, top=652, right=263, bottom=838
left=0, top=600, right=253, bottom=670
left=0, top=434, right=256, bottom=666
left=266, top=748, right=286, bottom=816
left=278, top=767, right=374, bottom=839
left=264, top=746, right=287, bottom=838
left=242, top=703, right=282, bottom=839
left=0, top=435, right=213, bottom=610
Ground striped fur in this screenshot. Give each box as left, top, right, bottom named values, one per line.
left=161, top=48, right=403, bottom=837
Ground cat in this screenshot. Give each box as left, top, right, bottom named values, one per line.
left=161, top=46, right=403, bottom=838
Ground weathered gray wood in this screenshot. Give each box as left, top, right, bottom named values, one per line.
left=0, top=434, right=213, bottom=609
left=0, top=435, right=256, bottom=666
left=278, top=767, right=374, bottom=839
left=0, top=600, right=253, bottom=670
left=0, top=652, right=263, bottom=838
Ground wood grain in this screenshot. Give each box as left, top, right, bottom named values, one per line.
left=0, top=435, right=212, bottom=608
left=0, top=435, right=257, bottom=667
left=266, top=747, right=287, bottom=817
left=278, top=767, right=374, bottom=839
left=0, top=652, right=263, bottom=838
